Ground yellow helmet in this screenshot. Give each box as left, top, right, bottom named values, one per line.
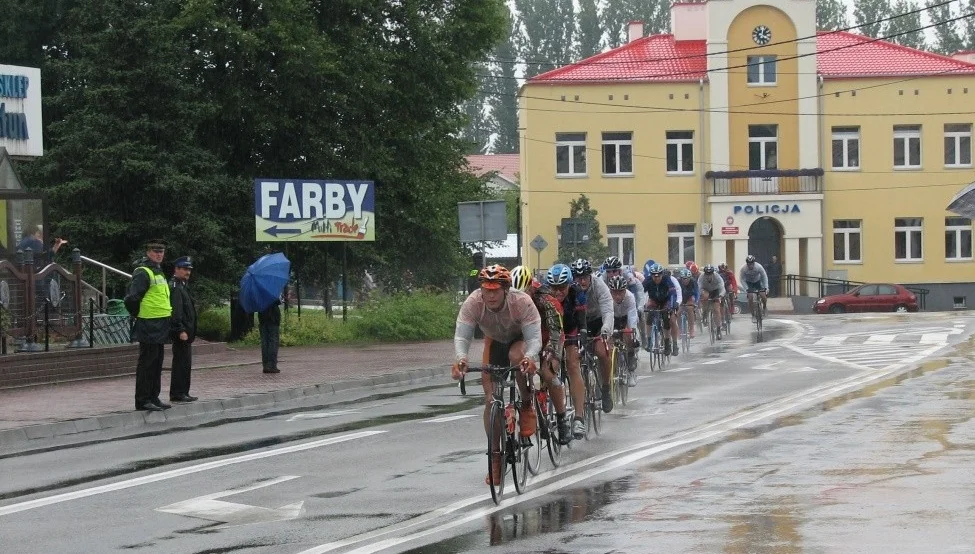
left=510, top=265, right=534, bottom=292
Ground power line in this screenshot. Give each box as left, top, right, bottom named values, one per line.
left=489, top=0, right=959, bottom=68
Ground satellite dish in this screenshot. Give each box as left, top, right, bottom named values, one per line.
left=49, top=280, right=62, bottom=308
left=0, top=281, right=9, bottom=309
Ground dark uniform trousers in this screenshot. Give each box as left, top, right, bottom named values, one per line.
left=170, top=340, right=192, bottom=397
left=135, top=343, right=165, bottom=407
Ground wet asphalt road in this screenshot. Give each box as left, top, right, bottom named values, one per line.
left=2, top=313, right=974, bottom=553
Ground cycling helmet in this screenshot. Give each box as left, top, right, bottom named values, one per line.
left=703, top=264, right=716, bottom=274
left=603, top=256, right=623, bottom=270
left=745, top=254, right=756, bottom=264
left=679, top=268, right=692, bottom=279
left=510, top=265, right=534, bottom=292
left=688, top=263, right=699, bottom=275
left=569, top=258, right=593, bottom=276
left=648, top=263, right=664, bottom=275
left=684, top=260, right=695, bottom=269
left=608, top=275, right=628, bottom=291
left=718, top=262, right=728, bottom=271
left=478, top=264, right=511, bottom=289
left=643, top=259, right=657, bottom=279
left=545, top=263, right=572, bottom=286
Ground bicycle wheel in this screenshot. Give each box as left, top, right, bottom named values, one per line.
left=680, top=312, right=690, bottom=354
left=526, top=396, right=543, bottom=476
left=544, top=394, right=563, bottom=467
left=708, top=304, right=716, bottom=345
left=608, top=348, right=617, bottom=409
left=723, top=298, right=732, bottom=335
left=652, top=326, right=664, bottom=371
left=512, top=426, right=527, bottom=494
left=487, top=403, right=505, bottom=504
left=588, top=365, right=602, bottom=436
left=615, top=348, right=628, bottom=406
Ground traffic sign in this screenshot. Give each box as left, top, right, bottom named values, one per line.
left=530, top=235, right=548, bottom=252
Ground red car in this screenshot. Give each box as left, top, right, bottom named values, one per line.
left=813, top=283, right=919, bottom=314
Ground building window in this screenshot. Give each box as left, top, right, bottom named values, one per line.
left=895, top=217, right=923, bottom=261
left=748, top=125, right=778, bottom=170
left=831, top=127, right=860, bottom=170
left=602, top=132, right=633, bottom=175
left=953, top=296, right=967, bottom=309
left=945, top=216, right=972, bottom=260
left=607, top=225, right=635, bottom=265
left=666, top=131, right=694, bottom=174
left=944, top=124, right=972, bottom=167
left=667, top=224, right=696, bottom=265
left=746, top=56, right=777, bottom=85
left=833, top=220, right=862, bottom=263
left=893, top=125, right=921, bottom=168
left=556, top=132, right=587, bottom=176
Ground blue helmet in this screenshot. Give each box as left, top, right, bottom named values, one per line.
left=648, top=263, right=664, bottom=275
left=642, top=259, right=657, bottom=279
left=545, top=264, right=572, bottom=286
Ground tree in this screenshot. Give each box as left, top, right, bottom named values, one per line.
left=488, top=9, right=520, bottom=154
left=557, top=194, right=610, bottom=263
left=886, top=0, right=926, bottom=49
left=459, top=64, right=493, bottom=154
left=602, top=0, right=671, bottom=49
left=576, top=0, right=603, bottom=59
left=927, top=0, right=964, bottom=54
left=852, top=0, right=892, bottom=38
left=961, top=0, right=975, bottom=50
left=515, top=0, right=575, bottom=79
left=817, top=0, right=850, bottom=31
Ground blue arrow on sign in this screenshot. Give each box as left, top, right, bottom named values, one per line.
left=264, top=225, right=301, bottom=237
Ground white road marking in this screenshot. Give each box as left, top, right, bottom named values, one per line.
left=423, top=414, right=477, bottom=424
left=287, top=410, right=361, bottom=422
left=668, top=367, right=692, bottom=372
left=157, top=475, right=304, bottom=527
left=0, top=430, right=386, bottom=517
left=755, top=360, right=784, bottom=370
left=920, top=333, right=949, bottom=345
left=737, top=353, right=757, bottom=358
left=701, top=359, right=726, bottom=365
left=864, top=335, right=896, bottom=344
left=815, top=336, right=847, bottom=346
left=759, top=346, right=780, bottom=351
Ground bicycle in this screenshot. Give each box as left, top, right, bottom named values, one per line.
left=747, top=289, right=767, bottom=338
left=721, top=294, right=733, bottom=336
left=677, top=306, right=691, bottom=355
left=476, top=364, right=530, bottom=504
left=578, top=332, right=603, bottom=439
left=610, top=329, right=631, bottom=407
left=704, top=296, right=722, bottom=345
left=529, top=354, right=569, bottom=472
left=644, top=308, right=669, bottom=371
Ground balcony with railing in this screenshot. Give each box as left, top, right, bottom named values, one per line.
left=706, top=168, right=824, bottom=196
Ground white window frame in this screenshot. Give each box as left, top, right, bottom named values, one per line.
left=666, top=131, right=694, bottom=174
left=895, top=217, right=923, bottom=262
left=833, top=220, right=862, bottom=263
left=667, top=224, right=696, bottom=266
left=831, top=127, right=860, bottom=171
left=555, top=132, right=587, bottom=176
left=746, top=55, right=777, bottom=85
left=893, top=125, right=922, bottom=169
left=607, top=226, right=635, bottom=265
left=748, top=125, right=778, bottom=170
left=602, top=132, right=633, bottom=176
left=944, top=124, right=972, bottom=168
left=945, top=217, right=973, bottom=261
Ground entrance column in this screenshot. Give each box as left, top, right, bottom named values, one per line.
left=807, top=237, right=823, bottom=278
left=734, top=239, right=749, bottom=269
left=785, top=238, right=800, bottom=296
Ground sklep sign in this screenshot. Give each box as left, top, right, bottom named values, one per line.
left=0, top=65, right=42, bottom=157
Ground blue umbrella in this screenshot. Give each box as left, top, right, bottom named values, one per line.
left=239, top=253, right=291, bottom=313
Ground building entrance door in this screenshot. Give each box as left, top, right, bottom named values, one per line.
left=747, top=217, right=782, bottom=267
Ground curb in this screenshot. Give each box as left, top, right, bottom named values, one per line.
left=0, top=366, right=454, bottom=449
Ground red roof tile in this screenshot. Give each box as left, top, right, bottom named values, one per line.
left=528, top=31, right=975, bottom=84
left=466, top=154, right=520, bottom=183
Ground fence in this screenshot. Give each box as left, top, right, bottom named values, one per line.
left=783, top=274, right=929, bottom=310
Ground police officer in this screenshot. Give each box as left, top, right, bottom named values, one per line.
left=169, top=256, right=198, bottom=403
left=125, top=239, right=173, bottom=411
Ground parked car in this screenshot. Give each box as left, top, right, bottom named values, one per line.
left=813, top=283, right=918, bottom=314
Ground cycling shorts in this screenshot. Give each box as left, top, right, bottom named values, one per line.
left=484, top=335, right=523, bottom=367
left=745, top=280, right=764, bottom=293
left=613, top=316, right=628, bottom=330
left=681, top=294, right=696, bottom=305
left=702, top=288, right=722, bottom=299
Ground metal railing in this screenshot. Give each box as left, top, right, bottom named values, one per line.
left=706, top=168, right=824, bottom=195
left=783, top=274, right=928, bottom=311
left=79, top=255, right=131, bottom=311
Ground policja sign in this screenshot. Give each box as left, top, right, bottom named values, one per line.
left=254, top=179, right=375, bottom=242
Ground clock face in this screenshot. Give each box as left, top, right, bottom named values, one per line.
left=752, top=25, right=772, bottom=45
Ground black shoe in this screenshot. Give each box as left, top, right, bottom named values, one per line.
left=263, top=368, right=280, bottom=374
left=138, top=402, right=163, bottom=412
left=151, top=398, right=172, bottom=410
left=664, top=340, right=672, bottom=356
left=601, top=386, right=614, bottom=413
left=171, top=394, right=198, bottom=403
left=557, top=417, right=573, bottom=445
left=672, top=344, right=679, bottom=356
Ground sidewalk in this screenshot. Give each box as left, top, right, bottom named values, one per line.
left=0, top=340, right=484, bottom=447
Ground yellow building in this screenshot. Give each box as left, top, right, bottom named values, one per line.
left=519, top=0, right=975, bottom=310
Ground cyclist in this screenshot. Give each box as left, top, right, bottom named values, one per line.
left=643, top=263, right=680, bottom=356
left=555, top=263, right=591, bottom=439
left=685, top=261, right=701, bottom=282
left=718, top=262, right=738, bottom=315
left=608, top=275, right=639, bottom=386
left=603, top=256, right=646, bottom=348
left=569, top=258, right=616, bottom=415
left=510, top=265, right=573, bottom=445
left=739, top=255, right=769, bottom=320
left=677, top=268, right=699, bottom=339
left=698, top=264, right=726, bottom=340
left=452, top=264, right=541, bottom=484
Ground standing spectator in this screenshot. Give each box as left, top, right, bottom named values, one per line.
left=767, top=255, right=783, bottom=297
left=124, top=239, right=172, bottom=411
left=169, top=256, right=198, bottom=403
left=259, top=297, right=282, bottom=373
left=16, top=224, right=67, bottom=264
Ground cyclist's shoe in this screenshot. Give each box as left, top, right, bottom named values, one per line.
left=601, top=385, right=614, bottom=413
left=485, top=452, right=503, bottom=485
left=627, top=371, right=638, bottom=387
left=664, top=339, right=672, bottom=356
left=520, top=435, right=533, bottom=449
left=557, top=416, right=573, bottom=445
left=690, top=329, right=695, bottom=339
left=572, top=417, right=587, bottom=439
left=519, top=407, right=537, bottom=438
left=628, top=355, right=638, bottom=372
left=539, top=418, right=550, bottom=439
left=672, top=343, right=679, bottom=356
left=716, top=330, right=722, bottom=340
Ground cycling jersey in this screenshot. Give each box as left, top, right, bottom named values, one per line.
left=644, top=275, right=678, bottom=310
left=612, top=289, right=638, bottom=329
left=679, top=279, right=699, bottom=303
left=698, top=273, right=726, bottom=297
left=739, top=262, right=769, bottom=290
left=455, top=289, right=542, bottom=362
left=531, top=285, right=564, bottom=357
left=582, top=275, right=615, bottom=336
left=719, top=269, right=738, bottom=294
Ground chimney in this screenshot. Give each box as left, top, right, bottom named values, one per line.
left=671, top=0, right=708, bottom=42
left=952, top=51, right=975, bottom=64
left=627, top=20, right=644, bottom=43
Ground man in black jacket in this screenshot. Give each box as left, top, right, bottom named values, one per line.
left=259, top=299, right=282, bottom=373
left=169, top=256, right=198, bottom=402
left=125, top=239, right=173, bottom=411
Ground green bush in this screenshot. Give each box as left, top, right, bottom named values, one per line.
left=196, top=306, right=231, bottom=341
left=354, top=291, right=457, bottom=342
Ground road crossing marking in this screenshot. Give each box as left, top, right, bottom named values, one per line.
left=668, top=367, right=692, bottom=372
left=423, top=414, right=477, bottom=424
left=287, top=410, right=361, bottom=422
left=702, top=359, right=726, bottom=365
left=756, top=360, right=784, bottom=370
left=864, top=335, right=896, bottom=344
left=920, top=333, right=949, bottom=345
left=815, top=336, right=847, bottom=346
left=759, top=346, right=780, bottom=351
left=737, top=353, right=757, bottom=358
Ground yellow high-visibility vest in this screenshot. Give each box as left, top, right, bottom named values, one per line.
left=138, top=266, right=172, bottom=319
